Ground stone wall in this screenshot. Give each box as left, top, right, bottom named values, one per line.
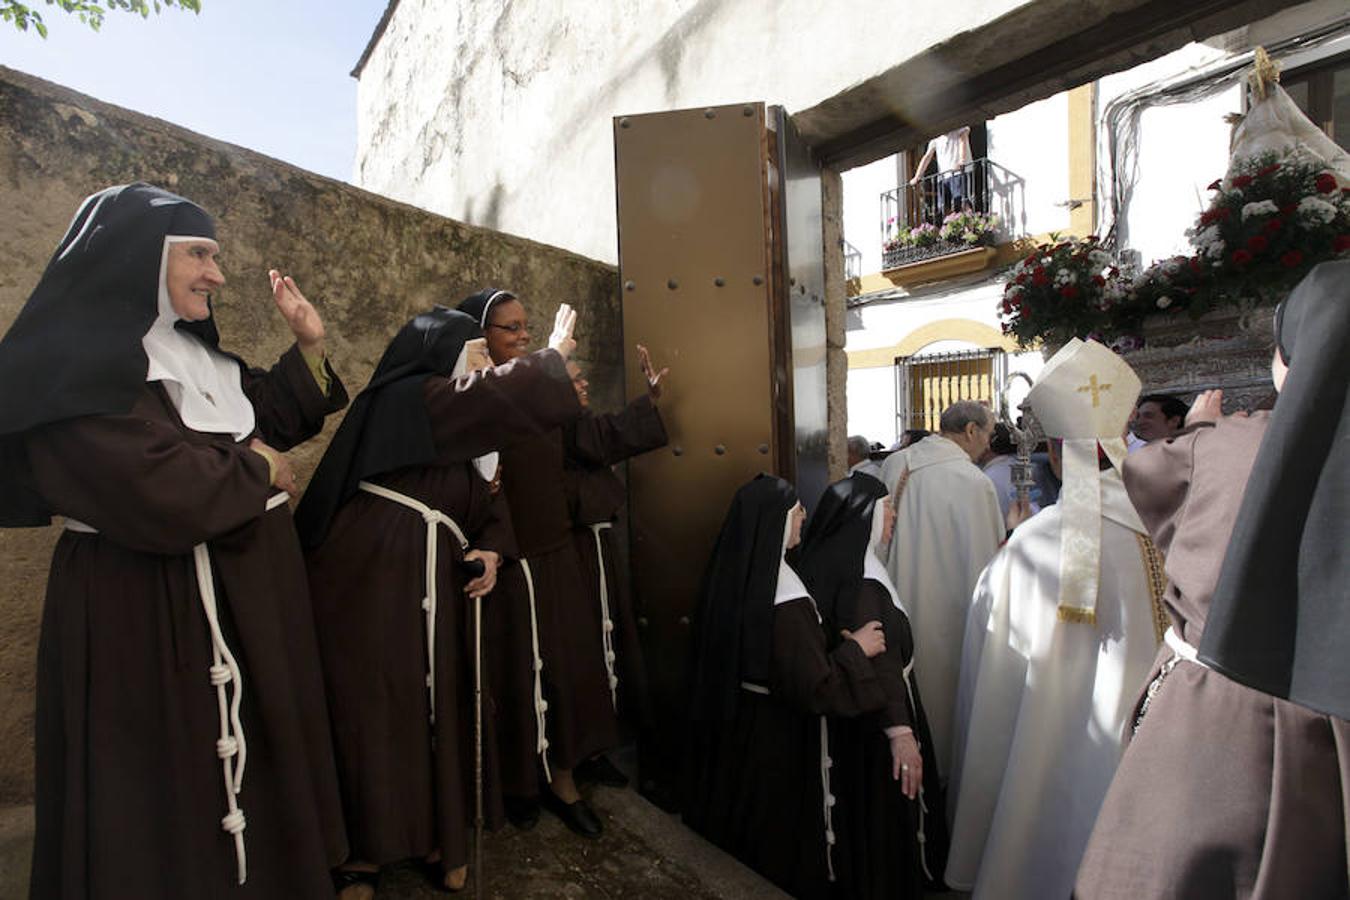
left=0, top=66, right=621, bottom=804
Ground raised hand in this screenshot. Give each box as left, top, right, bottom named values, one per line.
left=636, top=343, right=670, bottom=402
left=269, top=269, right=325, bottom=355
left=548, top=303, right=578, bottom=360
left=1185, top=389, right=1224, bottom=428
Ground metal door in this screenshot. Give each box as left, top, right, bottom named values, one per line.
left=613, top=101, right=824, bottom=805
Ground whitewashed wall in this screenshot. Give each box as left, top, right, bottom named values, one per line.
left=845, top=280, right=1044, bottom=446
left=353, top=0, right=1042, bottom=264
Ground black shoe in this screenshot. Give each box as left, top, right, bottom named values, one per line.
left=575, top=754, right=630, bottom=788
left=541, top=791, right=604, bottom=839
left=504, top=794, right=540, bottom=830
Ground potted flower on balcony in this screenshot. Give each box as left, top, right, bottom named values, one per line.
left=939, top=210, right=1001, bottom=247
left=998, top=235, right=1131, bottom=350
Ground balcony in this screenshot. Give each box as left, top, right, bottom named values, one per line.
left=879, top=158, right=1025, bottom=277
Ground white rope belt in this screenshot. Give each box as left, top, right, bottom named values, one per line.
left=62, top=489, right=289, bottom=885
left=588, top=522, right=619, bottom=709
left=519, top=558, right=552, bottom=782
left=820, top=716, right=836, bottom=882
left=740, top=681, right=770, bottom=695
left=1164, top=626, right=1206, bottom=667
left=901, top=656, right=934, bottom=881
left=357, top=481, right=469, bottom=732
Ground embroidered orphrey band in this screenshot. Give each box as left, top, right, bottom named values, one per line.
left=1134, top=532, right=1170, bottom=645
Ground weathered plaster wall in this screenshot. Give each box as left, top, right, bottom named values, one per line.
left=0, top=66, right=620, bottom=804
left=353, top=0, right=1042, bottom=264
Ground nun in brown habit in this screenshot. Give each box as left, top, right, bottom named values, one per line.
left=294, top=304, right=580, bottom=894
left=684, top=475, right=890, bottom=900
left=1075, top=261, right=1350, bottom=899
left=561, top=349, right=669, bottom=787
left=0, top=183, right=350, bottom=899
left=456, top=287, right=619, bottom=838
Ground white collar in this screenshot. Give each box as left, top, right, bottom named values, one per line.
left=451, top=345, right=499, bottom=482
left=774, top=503, right=818, bottom=620
left=141, top=237, right=255, bottom=441
left=865, top=501, right=903, bottom=612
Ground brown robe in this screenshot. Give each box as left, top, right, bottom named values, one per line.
left=305, top=350, right=578, bottom=871
left=562, top=394, right=669, bottom=727
left=26, top=345, right=349, bottom=900
left=830, top=580, right=949, bottom=898
left=487, top=417, right=624, bottom=790
left=1075, top=413, right=1350, bottom=899
left=684, top=596, right=887, bottom=900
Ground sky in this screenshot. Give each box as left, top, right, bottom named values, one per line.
left=0, top=0, right=390, bottom=182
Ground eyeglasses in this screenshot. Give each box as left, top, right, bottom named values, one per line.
left=487, top=322, right=527, bottom=334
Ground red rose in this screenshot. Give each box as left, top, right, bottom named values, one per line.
left=1015, top=273, right=1027, bottom=285
left=1246, top=235, right=1268, bottom=253
left=1206, top=179, right=1222, bottom=191
left=1263, top=219, right=1283, bottom=234
left=1315, top=173, right=1338, bottom=194
left=1231, top=175, right=1254, bottom=189
left=1256, top=163, right=1281, bottom=177
left=1033, top=268, right=1049, bottom=286
left=1092, top=274, right=1106, bottom=287
left=1280, top=203, right=1297, bottom=215
left=1280, top=250, right=1304, bottom=268
left=1334, top=234, right=1350, bottom=253
left=1189, top=257, right=1203, bottom=272
left=1059, top=285, right=1079, bottom=299
left=1231, top=249, right=1253, bottom=265
left=1001, top=322, right=1012, bottom=335
left=1199, top=209, right=1218, bottom=225
left=1109, top=266, right=1120, bottom=277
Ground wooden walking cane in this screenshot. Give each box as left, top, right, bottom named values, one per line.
left=464, top=556, right=487, bottom=900
left=474, top=588, right=485, bottom=900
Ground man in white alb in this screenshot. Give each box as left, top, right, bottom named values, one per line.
left=944, top=339, right=1167, bottom=900
left=880, top=400, right=1002, bottom=780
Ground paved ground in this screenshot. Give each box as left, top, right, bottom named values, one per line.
left=0, top=787, right=787, bottom=899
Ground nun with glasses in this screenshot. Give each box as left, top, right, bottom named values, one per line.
left=794, top=472, right=950, bottom=898
left=294, top=303, right=581, bottom=896
left=455, top=287, right=616, bottom=838
left=1076, top=262, right=1350, bottom=899
left=0, top=183, right=350, bottom=898
left=684, top=474, right=889, bottom=900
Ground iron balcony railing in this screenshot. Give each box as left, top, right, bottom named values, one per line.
left=879, top=158, right=1026, bottom=270
left=843, top=239, right=862, bottom=282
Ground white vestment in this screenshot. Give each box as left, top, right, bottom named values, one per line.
left=944, top=473, right=1164, bottom=899
left=880, top=434, right=1002, bottom=776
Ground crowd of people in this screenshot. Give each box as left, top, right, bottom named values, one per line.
left=0, top=182, right=1344, bottom=900
left=687, top=268, right=1347, bottom=899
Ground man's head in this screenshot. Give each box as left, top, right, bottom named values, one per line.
left=1132, top=393, right=1188, bottom=441
left=847, top=435, right=870, bottom=468
left=939, top=400, right=994, bottom=463
left=566, top=360, right=590, bottom=408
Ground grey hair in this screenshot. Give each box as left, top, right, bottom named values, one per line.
left=847, top=434, right=871, bottom=457
left=939, top=400, right=992, bottom=435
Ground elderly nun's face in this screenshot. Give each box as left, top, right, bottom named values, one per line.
left=484, top=298, right=530, bottom=364
left=166, top=240, right=224, bottom=321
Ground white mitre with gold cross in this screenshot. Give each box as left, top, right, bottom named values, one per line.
left=1026, top=338, right=1144, bottom=624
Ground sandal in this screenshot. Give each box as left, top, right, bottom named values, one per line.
left=331, top=868, right=380, bottom=900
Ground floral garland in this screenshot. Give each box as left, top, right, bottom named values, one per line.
left=999, top=235, right=1131, bottom=348
left=1000, top=150, right=1350, bottom=348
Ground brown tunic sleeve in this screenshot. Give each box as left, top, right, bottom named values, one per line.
left=771, top=597, right=887, bottom=717
left=566, top=395, right=668, bottom=467
left=240, top=343, right=349, bottom=451
left=473, top=487, right=519, bottom=561
left=25, top=388, right=274, bottom=555
left=426, top=348, right=580, bottom=463
left=852, top=581, right=913, bottom=730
